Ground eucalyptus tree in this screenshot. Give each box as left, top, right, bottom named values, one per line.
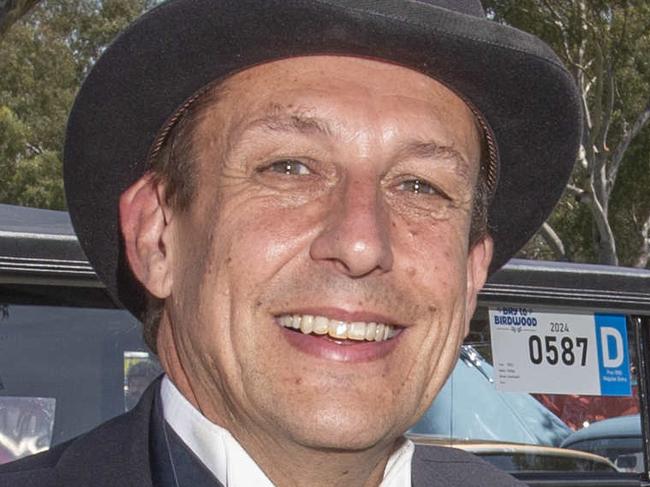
left=0, top=0, right=156, bottom=209
left=485, top=0, right=650, bottom=267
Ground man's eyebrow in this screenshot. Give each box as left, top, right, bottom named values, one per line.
left=396, top=140, right=471, bottom=172
left=245, top=105, right=335, bottom=137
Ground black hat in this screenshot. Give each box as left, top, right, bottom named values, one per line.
left=64, top=0, right=581, bottom=318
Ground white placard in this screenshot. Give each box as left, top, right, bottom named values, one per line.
left=489, top=307, right=631, bottom=396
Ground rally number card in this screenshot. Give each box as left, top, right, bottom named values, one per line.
left=489, top=307, right=631, bottom=396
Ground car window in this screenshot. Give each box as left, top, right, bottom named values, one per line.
left=0, top=304, right=151, bottom=458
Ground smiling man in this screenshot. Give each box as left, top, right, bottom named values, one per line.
left=0, top=1, right=581, bottom=486
left=127, top=56, right=492, bottom=486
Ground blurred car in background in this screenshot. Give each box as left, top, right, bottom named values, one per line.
left=411, top=345, right=571, bottom=446
left=561, top=415, right=643, bottom=473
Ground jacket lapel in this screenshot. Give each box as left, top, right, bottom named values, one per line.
left=149, top=384, right=225, bottom=487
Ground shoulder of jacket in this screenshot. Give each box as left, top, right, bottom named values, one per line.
left=412, top=444, right=526, bottom=486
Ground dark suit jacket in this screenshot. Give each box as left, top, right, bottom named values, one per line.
left=0, top=381, right=525, bottom=486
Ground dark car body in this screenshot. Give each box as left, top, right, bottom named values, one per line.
left=561, top=415, right=643, bottom=472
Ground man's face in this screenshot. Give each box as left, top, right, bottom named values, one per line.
left=161, top=56, right=491, bottom=452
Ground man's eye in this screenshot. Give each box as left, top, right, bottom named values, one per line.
left=264, top=160, right=311, bottom=176
left=398, top=179, right=439, bottom=195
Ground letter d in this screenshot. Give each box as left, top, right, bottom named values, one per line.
left=600, top=327, right=624, bottom=368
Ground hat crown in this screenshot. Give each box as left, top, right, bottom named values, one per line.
left=411, top=0, right=485, bottom=17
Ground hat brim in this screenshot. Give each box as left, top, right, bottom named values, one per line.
left=64, top=0, right=581, bottom=317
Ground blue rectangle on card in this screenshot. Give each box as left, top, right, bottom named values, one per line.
left=595, top=314, right=631, bottom=396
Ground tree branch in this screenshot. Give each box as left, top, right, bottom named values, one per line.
left=25, top=142, right=42, bottom=155
left=608, top=102, right=650, bottom=190
left=566, top=183, right=592, bottom=204
left=588, top=178, right=618, bottom=265
left=590, top=43, right=605, bottom=152
left=539, top=222, right=567, bottom=260
left=566, top=184, right=584, bottom=197
left=580, top=82, right=594, bottom=140
left=598, top=63, right=615, bottom=152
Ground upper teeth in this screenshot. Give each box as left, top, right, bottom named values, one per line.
left=278, top=314, right=398, bottom=342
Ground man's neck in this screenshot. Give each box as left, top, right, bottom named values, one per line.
left=229, top=428, right=402, bottom=487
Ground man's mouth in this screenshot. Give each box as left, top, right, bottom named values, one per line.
left=277, top=314, right=400, bottom=342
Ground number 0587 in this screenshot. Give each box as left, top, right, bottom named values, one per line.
left=528, top=335, right=588, bottom=366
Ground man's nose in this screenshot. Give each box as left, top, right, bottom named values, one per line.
left=310, top=177, right=394, bottom=277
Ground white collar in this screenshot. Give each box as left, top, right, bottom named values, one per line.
left=161, top=375, right=413, bottom=486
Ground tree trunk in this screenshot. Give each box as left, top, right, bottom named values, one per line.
left=539, top=223, right=568, bottom=260
left=589, top=167, right=619, bottom=266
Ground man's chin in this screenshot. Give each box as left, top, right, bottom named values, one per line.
left=272, top=408, right=408, bottom=453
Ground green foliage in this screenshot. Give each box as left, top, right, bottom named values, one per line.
left=610, top=135, right=650, bottom=266
left=0, top=0, right=156, bottom=210
left=8, top=150, right=64, bottom=208
left=0, top=105, right=28, bottom=162
left=485, top=0, right=650, bottom=267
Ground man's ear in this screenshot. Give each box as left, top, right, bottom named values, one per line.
left=119, top=172, right=174, bottom=299
left=464, top=235, right=494, bottom=336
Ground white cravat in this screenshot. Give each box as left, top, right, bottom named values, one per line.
left=161, top=376, right=413, bottom=486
